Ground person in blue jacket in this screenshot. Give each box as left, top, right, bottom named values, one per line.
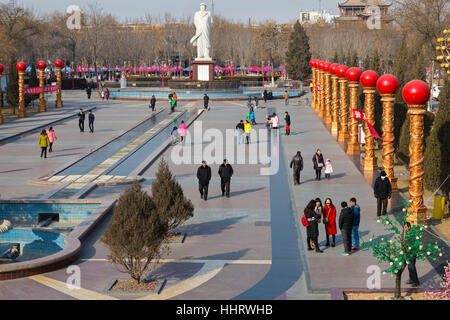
left=350, top=197, right=360, bottom=251
left=250, top=110, right=256, bottom=125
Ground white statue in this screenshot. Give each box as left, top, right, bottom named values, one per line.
left=190, top=3, right=213, bottom=60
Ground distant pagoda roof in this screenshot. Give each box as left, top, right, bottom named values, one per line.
left=338, top=0, right=392, bottom=7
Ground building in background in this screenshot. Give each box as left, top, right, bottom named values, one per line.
left=335, top=0, right=394, bottom=25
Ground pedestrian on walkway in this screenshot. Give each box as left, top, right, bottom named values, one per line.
left=203, top=94, right=210, bottom=111
left=38, top=129, right=50, bottom=158
left=339, top=201, right=354, bottom=256
left=170, top=97, right=176, bottom=112
left=323, top=198, right=337, bottom=247
left=405, top=222, right=420, bottom=287
left=101, top=90, right=105, bottom=100
left=284, top=91, right=290, bottom=106
left=254, top=96, right=259, bottom=109
left=304, top=199, right=323, bottom=253
left=197, top=161, right=211, bottom=201
left=289, top=151, right=303, bottom=185
left=179, top=121, right=187, bottom=144
left=374, top=170, right=392, bottom=217
left=263, top=89, right=268, bottom=103
left=324, top=159, right=333, bottom=180
left=78, top=109, right=85, bottom=132
left=150, top=95, right=156, bottom=111
left=86, top=86, right=92, bottom=99
left=250, top=109, right=256, bottom=125
left=284, top=112, right=291, bottom=135
left=105, top=88, right=110, bottom=101
left=236, top=120, right=245, bottom=144
left=47, top=127, right=57, bottom=153
left=270, top=113, right=279, bottom=130
left=312, top=149, right=325, bottom=181
left=218, top=159, right=233, bottom=198
left=247, top=96, right=252, bottom=108
left=88, top=110, right=95, bottom=133
left=173, top=92, right=178, bottom=108
left=350, top=197, right=360, bottom=251
left=244, top=120, right=252, bottom=144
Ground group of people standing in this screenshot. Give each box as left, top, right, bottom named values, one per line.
left=197, top=159, right=234, bottom=200
left=289, top=149, right=333, bottom=185
left=302, top=197, right=360, bottom=256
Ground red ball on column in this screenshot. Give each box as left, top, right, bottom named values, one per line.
left=37, top=60, right=47, bottom=70
left=16, top=61, right=27, bottom=72
left=376, top=74, right=399, bottom=94
left=0, top=64, right=4, bottom=74
left=345, top=67, right=361, bottom=82
left=402, top=80, right=430, bottom=105
left=336, top=65, right=348, bottom=78
left=360, top=70, right=378, bottom=87
left=54, top=60, right=64, bottom=68
left=329, top=63, right=339, bottom=74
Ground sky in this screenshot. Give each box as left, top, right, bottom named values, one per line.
left=11, top=0, right=341, bottom=24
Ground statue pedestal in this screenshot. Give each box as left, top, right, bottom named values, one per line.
left=192, top=60, right=215, bottom=81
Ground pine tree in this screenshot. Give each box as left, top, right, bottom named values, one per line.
left=332, top=51, right=339, bottom=64
left=370, top=49, right=382, bottom=75
left=345, top=52, right=352, bottom=67
left=6, top=56, right=19, bottom=111
left=350, top=51, right=359, bottom=67
left=286, top=21, right=311, bottom=81
left=424, top=78, right=450, bottom=196
left=101, top=181, right=169, bottom=284
left=26, top=62, right=39, bottom=106
left=412, top=48, right=426, bottom=81
left=151, top=158, right=194, bottom=234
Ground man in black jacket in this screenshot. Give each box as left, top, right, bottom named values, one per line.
left=88, top=110, right=95, bottom=133
left=284, top=111, right=291, bottom=135
left=149, top=95, right=156, bottom=111
left=197, top=161, right=212, bottom=201
left=236, top=120, right=245, bottom=144
left=290, top=151, right=303, bottom=185
left=218, top=159, right=233, bottom=198
left=339, top=201, right=354, bottom=256
left=204, top=94, right=210, bottom=110
left=374, top=170, right=392, bottom=217
left=78, top=109, right=85, bottom=132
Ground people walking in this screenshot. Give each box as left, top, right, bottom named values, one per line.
left=47, top=127, right=57, bottom=153
left=270, top=113, right=279, bottom=130
left=405, top=222, right=420, bottom=287
left=312, top=149, right=325, bottom=181
left=150, top=95, right=156, bottom=111
left=304, top=199, right=323, bottom=253
left=203, top=93, right=210, bottom=111
left=244, top=120, right=252, bottom=144
left=324, top=158, right=333, bottom=180
left=284, top=90, right=290, bottom=106
left=88, top=110, right=95, bottom=133
left=78, top=109, right=85, bottom=132
left=374, top=170, right=392, bottom=217
left=236, top=120, right=245, bottom=144
left=247, top=96, right=252, bottom=108
left=105, top=88, right=110, bottom=101
left=350, top=197, right=360, bottom=251
left=254, top=96, right=259, bottom=109
left=173, top=92, right=178, bottom=108
left=197, top=161, right=212, bottom=201
left=284, top=112, right=291, bottom=135
left=101, top=90, right=105, bottom=100
left=39, top=129, right=50, bottom=158
left=323, top=198, right=337, bottom=247
left=170, top=96, right=176, bottom=112
left=339, top=201, right=354, bottom=256
left=289, top=151, right=303, bottom=185
left=86, top=86, right=92, bottom=99
left=263, top=89, right=268, bottom=103
left=250, top=109, right=256, bottom=125
left=179, top=121, right=187, bottom=144
left=218, top=159, right=233, bottom=198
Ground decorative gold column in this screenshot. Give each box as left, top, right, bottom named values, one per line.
left=324, top=71, right=332, bottom=124
left=362, top=87, right=378, bottom=170
left=38, top=68, right=47, bottom=113
left=0, top=68, right=3, bottom=124
left=55, top=66, right=63, bottom=108
left=338, top=78, right=349, bottom=142
left=18, top=70, right=26, bottom=118
left=318, top=70, right=325, bottom=117
left=315, top=67, right=320, bottom=112
left=331, top=74, right=339, bottom=136
left=407, top=104, right=427, bottom=225
left=381, top=93, right=398, bottom=192
left=312, top=66, right=316, bottom=108
left=346, top=81, right=360, bottom=154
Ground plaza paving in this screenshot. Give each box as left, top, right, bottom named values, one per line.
left=0, top=92, right=443, bottom=299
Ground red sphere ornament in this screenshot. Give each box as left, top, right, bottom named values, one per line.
left=329, top=63, right=339, bottom=74
left=54, top=60, right=64, bottom=68
left=345, top=67, right=361, bottom=82
left=309, top=59, right=315, bottom=67
left=336, top=65, right=348, bottom=78
left=360, top=70, right=378, bottom=87
left=37, top=60, right=46, bottom=70
left=376, top=74, right=399, bottom=95
left=323, top=62, right=331, bottom=72
left=0, top=64, right=3, bottom=74
left=16, top=61, right=27, bottom=72
left=402, top=80, right=430, bottom=105
left=318, top=61, right=325, bottom=70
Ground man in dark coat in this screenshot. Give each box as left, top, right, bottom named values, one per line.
left=374, top=170, right=392, bottom=217
left=339, top=201, right=354, bottom=255
left=88, top=110, right=95, bottom=133
left=197, top=161, right=212, bottom=201
left=86, top=86, right=92, bottom=99
left=78, top=109, right=85, bottom=132
left=218, top=159, right=233, bottom=198
left=284, top=111, right=291, bottom=135
left=312, top=149, right=325, bottom=180
left=149, top=95, right=156, bottom=111
left=204, top=94, right=210, bottom=110
left=263, top=89, right=268, bottom=103
left=290, top=151, right=303, bottom=185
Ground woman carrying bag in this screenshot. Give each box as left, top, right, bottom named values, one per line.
left=323, top=197, right=337, bottom=247
left=312, top=149, right=325, bottom=181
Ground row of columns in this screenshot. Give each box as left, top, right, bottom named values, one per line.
left=0, top=60, right=64, bottom=124
left=310, top=59, right=431, bottom=225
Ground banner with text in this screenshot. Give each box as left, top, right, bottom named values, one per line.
left=352, top=109, right=382, bottom=140
left=24, top=85, right=59, bottom=95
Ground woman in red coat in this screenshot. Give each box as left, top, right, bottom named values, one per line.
left=323, top=197, right=337, bottom=247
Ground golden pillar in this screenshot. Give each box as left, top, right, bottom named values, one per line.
left=318, top=70, right=325, bottom=117
left=338, top=78, right=349, bottom=142
left=311, top=66, right=316, bottom=108
left=346, top=69, right=361, bottom=154
left=0, top=68, right=3, bottom=125
left=315, top=68, right=320, bottom=112
left=55, top=66, right=63, bottom=108
left=38, top=68, right=47, bottom=113
left=362, top=87, right=378, bottom=170
left=18, top=70, right=26, bottom=118
left=324, top=71, right=332, bottom=124
left=331, top=74, right=339, bottom=137
left=380, top=93, right=398, bottom=193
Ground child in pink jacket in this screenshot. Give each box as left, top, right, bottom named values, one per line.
left=47, top=127, right=57, bottom=153
left=324, top=159, right=333, bottom=180
left=178, top=121, right=187, bottom=143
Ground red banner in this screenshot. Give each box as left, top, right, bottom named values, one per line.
left=25, top=85, right=59, bottom=95
left=352, top=109, right=382, bottom=140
